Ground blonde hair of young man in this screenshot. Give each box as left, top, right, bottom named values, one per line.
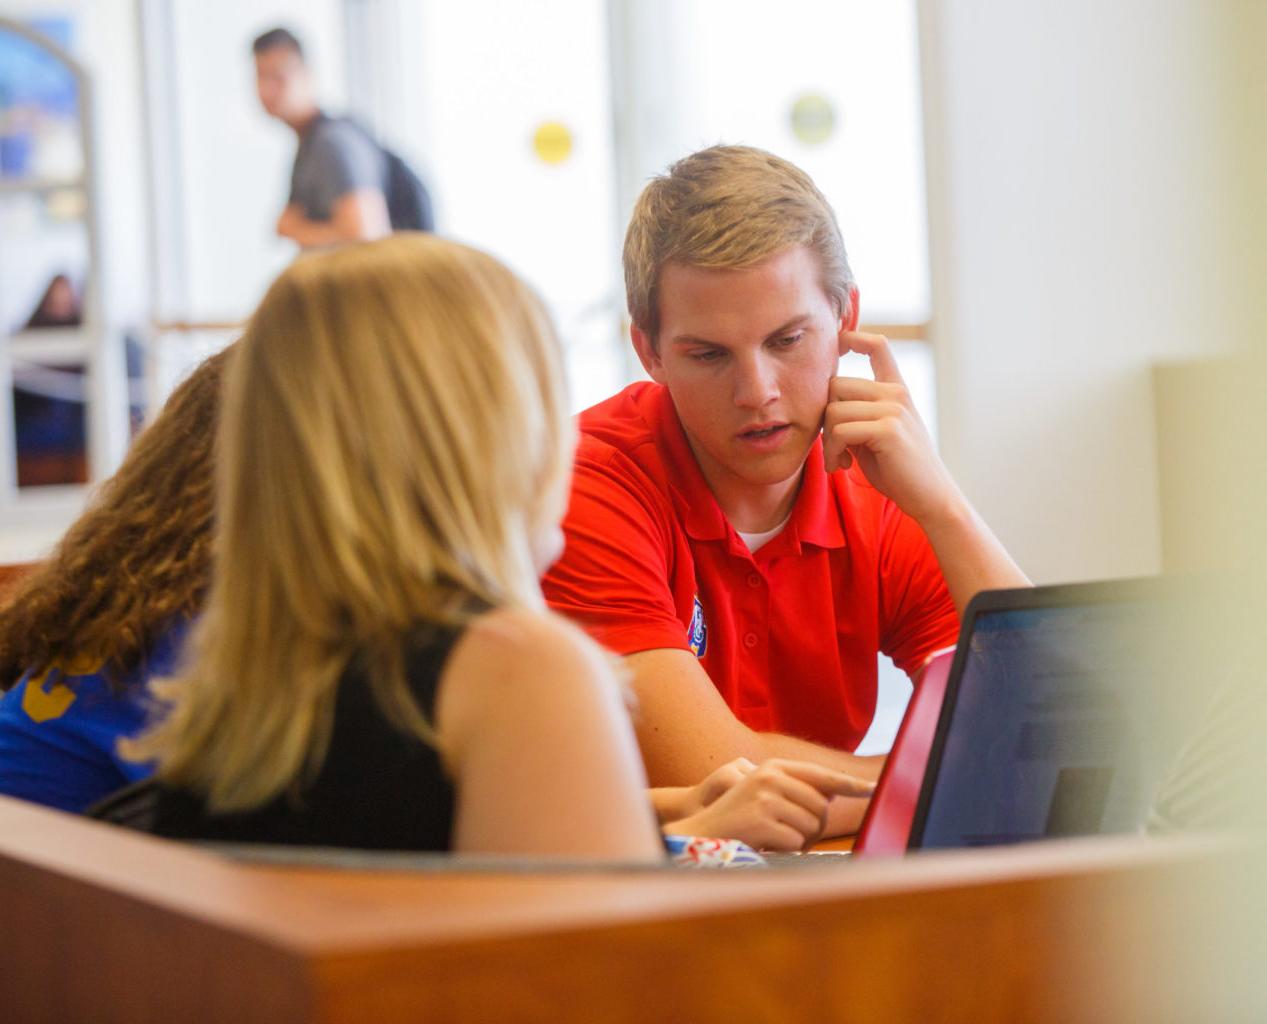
left=131, top=235, right=659, bottom=857
left=623, top=144, right=856, bottom=341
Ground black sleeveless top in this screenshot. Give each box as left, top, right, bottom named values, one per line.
left=150, top=622, right=465, bottom=852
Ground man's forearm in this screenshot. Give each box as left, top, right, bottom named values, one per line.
left=752, top=730, right=885, bottom=783
left=279, top=191, right=390, bottom=247
left=918, top=490, right=1030, bottom=616
left=279, top=214, right=349, bottom=248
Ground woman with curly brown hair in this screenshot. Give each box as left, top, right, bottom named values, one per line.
left=0, top=347, right=230, bottom=812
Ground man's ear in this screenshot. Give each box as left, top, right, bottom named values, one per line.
left=630, top=324, right=668, bottom=384
left=837, top=285, right=861, bottom=356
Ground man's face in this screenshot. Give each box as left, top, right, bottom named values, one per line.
left=633, top=245, right=857, bottom=506
left=254, top=47, right=309, bottom=122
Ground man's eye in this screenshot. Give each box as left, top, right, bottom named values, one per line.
left=774, top=333, right=803, bottom=349
left=690, top=349, right=724, bottom=363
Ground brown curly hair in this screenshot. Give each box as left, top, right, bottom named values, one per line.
left=0, top=346, right=232, bottom=690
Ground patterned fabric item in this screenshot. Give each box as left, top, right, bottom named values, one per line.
left=663, top=834, right=767, bottom=868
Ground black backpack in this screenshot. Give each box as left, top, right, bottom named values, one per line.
left=343, top=117, right=435, bottom=232
left=382, top=146, right=435, bottom=233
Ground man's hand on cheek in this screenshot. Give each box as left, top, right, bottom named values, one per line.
left=822, top=331, right=960, bottom=526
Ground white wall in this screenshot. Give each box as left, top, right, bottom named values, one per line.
left=159, top=0, right=347, bottom=321
left=392, top=0, right=624, bottom=412
left=918, top=0, right=1249, bottom=584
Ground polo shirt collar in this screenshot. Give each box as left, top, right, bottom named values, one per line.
left=787, top=442, right=847, bottom=551
left=651, top=387, right=730, bottom=542
left=649, top=386, right=846, bottom=551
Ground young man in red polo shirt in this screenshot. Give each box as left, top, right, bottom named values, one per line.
left=542, top=146, right=1028, bottom=835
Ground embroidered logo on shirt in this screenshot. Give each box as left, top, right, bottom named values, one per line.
left=688, top=595, right=708, bottom=658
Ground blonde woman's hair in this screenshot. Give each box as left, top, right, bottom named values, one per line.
left=623, top=145, right=855, bottom=341
left=129, top=233, right=573, bottom=811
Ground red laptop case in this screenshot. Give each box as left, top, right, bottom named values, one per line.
left=853, top=648, right=955, bottom=857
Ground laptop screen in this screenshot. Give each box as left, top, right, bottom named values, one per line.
left=909, top=583, right=1192, bottom=850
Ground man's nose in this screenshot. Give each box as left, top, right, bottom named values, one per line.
left=733, top=354, right=779, bottom=409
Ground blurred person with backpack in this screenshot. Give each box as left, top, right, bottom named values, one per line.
left=253, top=26, right=433, bottom=248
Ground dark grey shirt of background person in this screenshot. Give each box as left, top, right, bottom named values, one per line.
left=289, top=113, right=388, bottom=223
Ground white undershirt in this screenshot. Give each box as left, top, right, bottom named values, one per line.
left=736, top=513, right=792, bottom=553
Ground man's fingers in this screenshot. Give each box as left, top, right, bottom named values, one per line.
left=770, top=759, right=877, bottom=798
left=773, top=800, right=827, bottom=842
left=825, top=400, right=903, bottom=425
left=764, top=771, right=832, bottom=818
left=708, top=757, right=756, bottom=781
left=828, top=773, right=877, bottom=798
left=824, top=442, right=855, bottom=474
left=824, top=371, right=909, bottom=476
left=842, top=331, right=904, bottom=386
left=823, top=419, right=876, bottom=474
left=757, top=821, right=814, bottom=852
left=696, top=756, right=761, bottom=807
left=828, top=375, right=895, bottom=402
left=827, top=420, right=887, bottom=455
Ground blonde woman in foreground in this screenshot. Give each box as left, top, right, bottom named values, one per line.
left=127, top=234, right=664, bottom=858
left=129, top=234, right=866, bottom=856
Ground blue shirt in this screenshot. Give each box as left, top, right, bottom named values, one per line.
left=0, top=624, right=186, bottom=813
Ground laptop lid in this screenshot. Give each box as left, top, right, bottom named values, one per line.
left=852, top=647, right=955, bottom=857
left=907, top=578, right=1191, bottom=851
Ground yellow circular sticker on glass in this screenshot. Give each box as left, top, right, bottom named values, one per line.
left=532, top=121, right=573, bottom=165
left=790, top=93, right=837, bottom=146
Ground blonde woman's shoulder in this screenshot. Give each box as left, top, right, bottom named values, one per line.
left=433, top=606, right=624, bottom=760
left=436, top=604, right=660, bottom=858
left=461, top=604, right=597, bottom=651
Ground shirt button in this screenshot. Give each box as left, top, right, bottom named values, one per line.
left=746, top=573, right=762, bottom=588
left=743, top=632, right=758, bottom=648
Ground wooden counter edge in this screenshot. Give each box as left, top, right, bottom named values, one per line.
left=0, top=795, right=1251, bottom=1023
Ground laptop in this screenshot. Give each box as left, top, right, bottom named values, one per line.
left=772, top=576, right=1192, bottom=865
left=906, top=577, right=1192, bottom=851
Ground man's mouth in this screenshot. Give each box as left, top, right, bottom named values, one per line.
left=738, top=423, right=790, bottom=441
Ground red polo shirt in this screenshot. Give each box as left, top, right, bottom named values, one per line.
left=541, top=382, right=959, bottom=752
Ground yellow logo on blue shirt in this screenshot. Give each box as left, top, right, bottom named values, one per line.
left=18, top=655, right=102, bottom=724
left=21, top=668, right=77, bottom=724
left=688, top=595, right=708, bottom=658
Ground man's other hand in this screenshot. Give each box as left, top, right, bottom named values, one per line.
left=823, top=330, right=960, bottom=527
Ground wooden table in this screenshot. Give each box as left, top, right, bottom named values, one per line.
left=0, top=795, right=1255, bottom=1023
